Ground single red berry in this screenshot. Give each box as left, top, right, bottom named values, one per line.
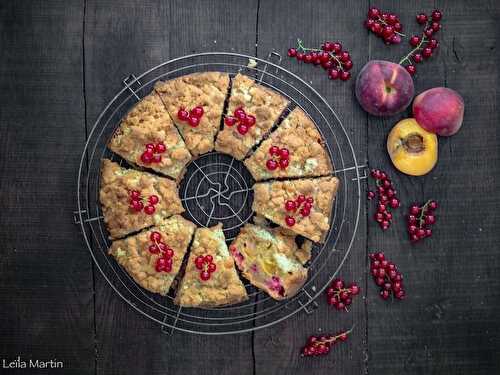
left=422, top=47, right=433, bottom=58
left=148, top=195, right=159, bottom=205
left=413, top=53, right=423, bottom=63
left=204, top=254, right=213, bottom=263
left=144, top=205, right=155, bottom=215
left=382, top=25, right=394, bottom=39
left=188, top=116, right=200, bottom=127
left=319, top=51, right=330, bottom=63
left=428, top=200, right=438, bottom=210
left=387, top=13, right=398, bottom=25
left=130, top=200, right=143, bottom=212
left=424, top=28, right=434, bottom=38
left=288, top=48, right=297, bottom=57
left=150, top=231, right=162, bottom=242
left=416, top=13, right=428, bottom=24
left=328, top=68, right=340, bottom=80
left=237, top=123, right=249, bottom=135
left=432, top=9, right=442, bottom=22
left=224, top=116, right=237, bottom=126
left=244, top=114, right=256, bottom=127
left=285, top=216, right=296, bottom=227
left=332, top=42, right=342, bottom=54
left=380, top=289, right=390, bottom=300
left=410, top=35, right=421, bottom=47
left=367, top=7, right=380, bottom=19
left=200, top=271, right=211, bottom=281
left=285, top=200, right=297, bottom=212
left=300, top=207, right=311, bottom=217
left=177, top=108, right=189, bottom=121
left=332, top=278, right=344, bottom=289
left=340, top=71, right=351, bottom=81
left=303, top=53, right=313, bottom=64
left=140, top=151, right=153, bottom=164
left=155, top=142, right=166, bottom=153
left=195, top=256, right=204, bottom=270
left=393, top=22, right=402, bottom=32
left=164, top=248, right=174, bottom=259
left=190, top=106, right=204, bottom=118
left=367, top=191, right=375, bottom=200
left=364, top=19, right=375, bottom=29
left=406, top=65, right=416, bottom=76
left=428, top=38, right=439, bottom=49
left=321, top=41, right=333, bottom=51
left=130, top=190, right=141, bottom=200
left=431, top=22, right=441, bottom=32
left=389, top=198, right=400, bottom=209
left=296, top=52, right=304, bottom=61
left=425, top=215, right=436, bottom=225
left=410, top=205, right=420, bottom=215
left=296, top=195, right=306, bottom=205
left=338, top=51, right=350, bottom=62
left=266, top=159, right=278, bottom=171
left=343, top=60, right=353, bottom=71
left=155, top=257, right=167, bottom=272
left=279, top=148, right=290, bottom=160
left=390, top=34, right=402, bottom=44
left=395, top=290, right=406, bottom=300
left=321, top=59, right=334, bottom=70
left=234, top=107, right=246, bottom=120
left=371, top=22, right=383, bottom=35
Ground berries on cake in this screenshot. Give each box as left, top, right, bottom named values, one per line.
left=244, top=107, right=333, bottom=180
left=214, top=73, right=289, bottom=160
left=174, top=224, right=248, bottom=308
left=252, top=177, right=340, bottom=242
left=108, top=92, right=191, bottom=181
left=229, top=223, right=311, bottom=300
left=108, top=215, right=196, bottom=296
left=154, top=72, right=230, bottom=156
left=100, top=159, right=184, bottom=239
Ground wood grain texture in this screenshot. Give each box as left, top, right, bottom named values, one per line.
left=0, top=1, right=94, bottom=374
left=366, top=1, right=500, bottom=374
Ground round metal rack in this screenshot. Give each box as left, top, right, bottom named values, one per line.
left=76, top=52, right=363, bottom=335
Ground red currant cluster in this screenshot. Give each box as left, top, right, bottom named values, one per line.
left=177, top=105, right=204, bottom=128
left=301, top=328, right=352, bottom=357
left=140, top=142, right=167, bottom=164
left=194, top=254, right=217, bottom=281
left=368, top=169, right=400, bottom=231
left=149, top=231, right=175, bottom=272
left=364, top=7, right=404, bottom=45
left=266, top=145, right=290, bottom=171
left=399, top=9, right=443, bottom=76
left=369, top=252, right=405, bottom=300
left=326, top=278, right=360, bottom=311
left=129, top=190, right=159, bottom=215
left=284, top=195, right=314, bottom=227
left=407, top=200, right=438, bottom=243
left=287, top=39, right=352, bottom=81
left=224, top=107, right=256, bottom=135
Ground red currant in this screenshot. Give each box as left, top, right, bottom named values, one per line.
left=266, top=159, right=278, bottom=171
left=237, top=123, right=249, bottom=135
left=285, top=216, right=296, bottom=227
left=224, top=116, right=237, bottom=126
left=144, top=205, right=155, bottom=215
left=188, top=116, right=200, bottom=127
left=177, top=108, right=189, bottom=121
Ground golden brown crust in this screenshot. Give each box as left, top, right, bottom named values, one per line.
left=99, top=159, right=184, bottom=239
left=108, top=215, right=196, bottom=296
left=229, top=224, right=308, bottom=300
left=108, top=92, right=192, bottom=181
left=154, top=72, right=230, bottom=156
left=174, top=224, right=248, bottom=308
left=244, top=107, right=333, bottom=180
left=215, top=73, right=289, bottom=160
left=252, top=177, right=340, bottom=243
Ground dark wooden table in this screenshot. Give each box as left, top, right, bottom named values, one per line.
left=1, top=1, right=499, bottom=374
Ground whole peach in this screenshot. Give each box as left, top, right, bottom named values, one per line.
left=355, top=60, right=415, bottom=116
left=413, top=87, right=464, bottom=136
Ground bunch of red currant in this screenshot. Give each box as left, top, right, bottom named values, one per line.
left=224, top=107, right=256, bottom=135
left=266, top=145, right=290, bottom=171
left=369, top=252, right=405, bottom=300
left=325, top=278, right=360, bottom=311
left=149, top=231, right=175, bottom=272
left=368, top=169, right=400, bottom=230
left=364, top=7, right=404, bottom=44
left=129, top=190, right=159, bottom=215
left=399, top=9, right=443, bottom=75
left=288, top=39, right=353, bottom=81
left=407, top=199, right=438, bottom=243
left=301, top=328, right=352, bottom=357
left=194, top=254, right=217, bottom=281
left=140, top=142, right=167, bottom=164
left=177, top=105, right=204, bottom=128
left=284, top=195, right=314, bottom=227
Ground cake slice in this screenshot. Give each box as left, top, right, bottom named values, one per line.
left=244, top=107, right=333, bottom=180
left=108, top=92, right=192, bottom=181
left=100, top=159, right=184, bottom=239
left=154, top=72, right=230, bottom=156
left=229, top=223, right=311, bottom=300
left=108, top=215, right=196, bottom=296
left=215, top=73, right=289, bottom=160
left=252, top=177, right=340, bottom=242
left=174, top=224, right=248, bottom=308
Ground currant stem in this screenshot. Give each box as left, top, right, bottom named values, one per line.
left=296, top=39, right=345, bottom=71
left=376, top=17, right=406, bottom=37
left=417, top=199, right=432, bottom=227
left=398, top=36, right=428, bottom=65
left=312, top=326, right=355, bottom=346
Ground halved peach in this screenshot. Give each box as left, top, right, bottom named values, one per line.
left=387, top=118, right=438, bottom=176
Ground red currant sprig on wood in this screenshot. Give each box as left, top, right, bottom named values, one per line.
left=399, top=9, right=443, bottom=76
left=364, top=7, right=405, bottom=45
left=368, top=169, right=400, bottom=231
left=407, top=199, right=438, bottom=243
left=326, top=278, right=360, bottom=311
left=288, top=39, right=353, bottom=81
left=301, top=327, right=354, bottom=357
left=369, top=252, right=405, bottom=300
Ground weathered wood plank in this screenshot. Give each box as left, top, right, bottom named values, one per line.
left=254, top=1, right=369, bottom=374
left=0, top=1, right=94, bottom=374
left=84, top=1, right=258, bottom=374
left=366, top=1, right=500, bottom=374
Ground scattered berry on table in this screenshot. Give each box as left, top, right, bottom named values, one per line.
left=407, top=199, right=438, bottom=243
left=287, top=38, right=353, bottom=82
left=325, top=278, right=361, bottom=311
left=369, top=252, right=406, bottom=300
left=364, top=7, right=405, bottom=45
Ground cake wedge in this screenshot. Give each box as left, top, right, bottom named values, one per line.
left=215, top=73, right=289, bottom=160
left=229, top=223, right=311, bottom=300
left=252, top=176, right=340, bottom=243
left=174, top=224, right=248, bottom=308
left=108, top=92, right=192, bottom=181
left=99, top=159, right=184, bottom=239
left=108, top=215, right=196, bottom=296
left=244, top=107, right=333, bottom=180
left=154, top=72, right=230, bottom=156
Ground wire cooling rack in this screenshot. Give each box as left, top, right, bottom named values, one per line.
left=75, top=52, right=365, bottom=335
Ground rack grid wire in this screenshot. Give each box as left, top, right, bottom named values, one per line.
left=76, top=52, right=363, bottom=335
